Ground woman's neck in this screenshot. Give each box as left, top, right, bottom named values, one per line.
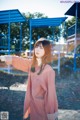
left=36, top=58, right=42, bottom=66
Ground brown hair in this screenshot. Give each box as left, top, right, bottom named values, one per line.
left=31, top=38, right=53, bottom=74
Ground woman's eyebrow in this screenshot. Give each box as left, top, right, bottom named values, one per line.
left=36, top=44, right=42, bottom=47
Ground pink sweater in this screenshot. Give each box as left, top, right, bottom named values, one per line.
left=12, top=56, right=58, bottom=120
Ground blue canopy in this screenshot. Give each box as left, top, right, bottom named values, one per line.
left=65, top=2, right=80, bottom=18
left=0, top=9, right=26, bottom=24
left=29, top=17, right=67, bottom=27
left=29, top=17, right=67, bottom=51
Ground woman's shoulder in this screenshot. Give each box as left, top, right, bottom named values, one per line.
left=44, top=64, right=55, bottom=73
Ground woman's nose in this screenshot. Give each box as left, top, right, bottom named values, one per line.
left=37, top=46, right=40, bottom=50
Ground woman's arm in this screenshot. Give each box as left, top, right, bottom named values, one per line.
left=4, top=55, right=32, bottom=72
left=12, top=56, right=32, bottom=72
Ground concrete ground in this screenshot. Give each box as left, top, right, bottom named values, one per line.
left=58, top=109, right=80, bottom=120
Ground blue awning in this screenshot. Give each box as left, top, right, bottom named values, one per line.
left=29, top=17, right=67, bottom=27
left=0, top=9, right=26, bottom=24
left=65, top=2, right=80, bottom=18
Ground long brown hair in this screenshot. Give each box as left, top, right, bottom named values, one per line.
left=31, top=38, right=53, bottom=74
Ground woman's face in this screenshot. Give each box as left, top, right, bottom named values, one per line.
left=34, top=43, right=45, bottom=58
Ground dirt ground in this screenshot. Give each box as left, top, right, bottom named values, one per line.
left=0, top=66, right=80, bottom=120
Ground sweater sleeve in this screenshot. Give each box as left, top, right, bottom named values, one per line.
left=45, top=69, right=58, bottom=120
left=12, top=56, right=32, bottom=72
left=23, top=74, right=31, bottom=118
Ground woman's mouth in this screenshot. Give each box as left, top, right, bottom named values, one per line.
left=36, top=53, right=39, bottom=55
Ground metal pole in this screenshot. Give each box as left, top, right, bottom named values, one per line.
left=8, top=10, right=11, bottom=73
left=58, top=24, right=62, bottom=74
left=29, top=20, right=32, bottom=57
left=20, top=23, right=22, bottom=53
left=8, top=11, right=10, bottom=55
left=74, top=3, right=78, bottom=71
left=52, top=26, right=54, bottom=42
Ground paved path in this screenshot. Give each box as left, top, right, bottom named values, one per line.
left=0, top=69, right=80, bottom=120
left=58, top=109, right=80, bottom=120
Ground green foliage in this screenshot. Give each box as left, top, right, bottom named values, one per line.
left=65, top=17, right=76, bottom=28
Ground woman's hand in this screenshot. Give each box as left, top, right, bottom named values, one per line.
left=23, top=110, right=29, bottom=119
left=0, top=55, right=12, bottom=65
left=0, top=55, right=6, bottom=62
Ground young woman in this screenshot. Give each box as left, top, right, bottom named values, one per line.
left=3, top=38, right=58, bottom=120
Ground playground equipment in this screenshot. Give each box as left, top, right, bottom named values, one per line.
left=0, top=17, right=67, bottom=74
left=65, top=2, right=80, bottom=71
left=51, top=42, right=67, bottom=73
left=0, top=9, right=26, bottom=55
left=0, top=9, right=26, bottom=73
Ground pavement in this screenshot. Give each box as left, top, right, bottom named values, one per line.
left=0, top=84, right=80, bottom=120
left=58, top=109, right=80, bottom=120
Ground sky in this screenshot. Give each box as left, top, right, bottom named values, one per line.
left=0, top=0, right=76, bottom=19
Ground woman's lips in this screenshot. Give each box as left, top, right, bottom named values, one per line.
left=36, top=52, right=39, bottom=54
left=35, top=53, right=40, bottom=56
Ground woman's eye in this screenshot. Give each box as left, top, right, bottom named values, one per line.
left=40, top=46, right=43, bottom=49
left=35, top=46, right=43, bottom=49
left=35, top=46, right=38, bottom=48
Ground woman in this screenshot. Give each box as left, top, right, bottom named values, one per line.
left=4, top=38, right=58, bottom=120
